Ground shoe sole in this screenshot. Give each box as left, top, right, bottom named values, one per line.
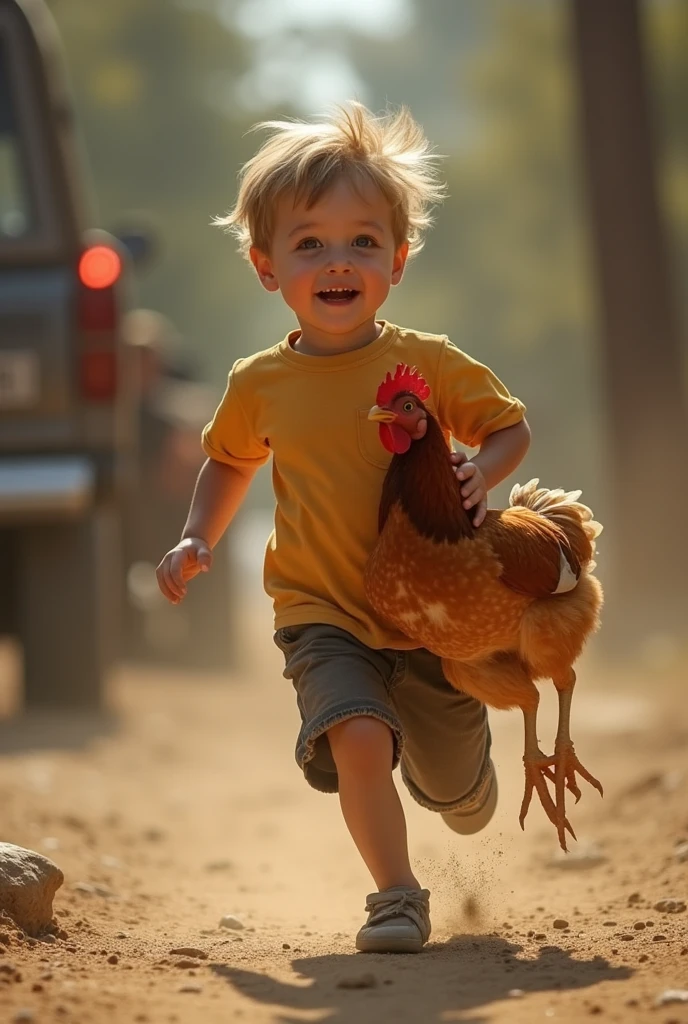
left=355, top=934, right=424, bottom=954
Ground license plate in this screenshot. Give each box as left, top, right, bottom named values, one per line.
left=0, top=350, right=40, bottom=409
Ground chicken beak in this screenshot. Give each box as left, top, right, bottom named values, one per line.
left=368, top=405, right=397, bottom=424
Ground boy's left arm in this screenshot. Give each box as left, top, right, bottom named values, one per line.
left=451, top=419, right=531, bottom=526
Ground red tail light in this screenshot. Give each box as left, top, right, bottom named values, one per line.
left=78, top=246, right=122, bottom=289
left=78, top=245, right=123, bottom=401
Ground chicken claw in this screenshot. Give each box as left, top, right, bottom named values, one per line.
left=551, top=741, right=603, bottom=846
left=519, top=755, right=577, bottom=851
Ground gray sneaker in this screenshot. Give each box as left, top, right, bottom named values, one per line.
left=355, top=885, right=431, bottom=954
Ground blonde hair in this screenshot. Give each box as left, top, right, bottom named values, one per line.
left=216, top=102, right=445, bottom=261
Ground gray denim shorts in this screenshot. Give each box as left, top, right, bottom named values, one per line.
left=274, top=622, right=494, bottom=815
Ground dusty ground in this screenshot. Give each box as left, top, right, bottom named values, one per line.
left=1, top=592, right=687, bottom=1024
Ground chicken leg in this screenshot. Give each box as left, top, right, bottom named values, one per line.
left=519, top=670, right=603, bottom=851
left=550, top=669, right=603, bottom=849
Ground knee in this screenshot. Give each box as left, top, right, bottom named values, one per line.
left=328, top=716, right=394, bottom=779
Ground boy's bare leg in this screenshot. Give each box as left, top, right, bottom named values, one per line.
left=328, top=717, right=419, bottom=890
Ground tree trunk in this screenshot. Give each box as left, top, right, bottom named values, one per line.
left=570, top=0, right=688, bottom=653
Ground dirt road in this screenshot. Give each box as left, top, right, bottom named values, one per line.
left=1, top=593, right=687, bottom=1024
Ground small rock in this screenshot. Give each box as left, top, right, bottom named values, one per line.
left=619, top=934, right=634, bottom=941
left=13, top=1011, right=35, bottom=1023
left=218, top=915, right=244, bottom=931
left=535, top=933, right=546, bottom=940
left=508, top=989, right=524, bottom=998
left=40, top=933, right=56, bottom=944
left=675, top=843, right=688, bottom=864
left=174, top=959, right=201, bottom=969
left=282, top=943, right=291, bottom=950
left=653, top=934, right=667, bottom=942
left=633, top=921, right=646, bottom=930
left=553, top=919, right=569, bottom=930
left=655, top=990, right=688, bottom=1007
left=0, top=844, right=64, bottom=936
left=179, top=984, right=202, bottom=994
left=603, top=921, right=617, bottom=927
left=639, top=954, right=649, bottom=963
left=107, top=954, right=118, bottom=964
left=654, top=899, right=686, bottom=914
left=142, top=827, right=166, bottom=842
left=336, top=973, right=377, bottom=990
left=169, top=947, right=208, bottom=959
left=0, top=932, right=11, bottom=946
left=627, top=892, right=642, bottom=904
left=204, top=860, right=233, bottom=872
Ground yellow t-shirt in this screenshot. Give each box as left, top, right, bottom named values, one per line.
left=202, top=321, right=525, bottom=649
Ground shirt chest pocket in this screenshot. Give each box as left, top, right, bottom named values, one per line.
left=356, top=408, right=392, bottom=471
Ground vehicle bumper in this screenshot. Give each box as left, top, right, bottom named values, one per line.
left=0, top=456, right=95, bottom=522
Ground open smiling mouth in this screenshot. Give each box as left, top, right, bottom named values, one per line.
left=316, top=287, right=360, bottom=304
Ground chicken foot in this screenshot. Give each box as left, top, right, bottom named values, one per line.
left=519, top=700, right=576, bottom=850
left=519, top=671, right=604, bottom=852
left=550, top=669, right=604, bottom=850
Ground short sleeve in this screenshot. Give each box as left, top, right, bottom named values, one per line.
left=437, top=339, right=526, bottom=448
left=201, top=359, right=271, bottom=469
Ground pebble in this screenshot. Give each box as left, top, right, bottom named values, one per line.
left=633, top=922, right=646, bottom=930
left=219, top=915, right=244, bottom=931
left=675, top=843, right=688, bottom=863
left=179, top=984, right=202, bottom=994
left=169, top=947, right=208, bottom=959
left=553, top=919, right=569, bottom=930
left=282, top=943, right=291, bottom=950
left=507, top=989, right=524, bottom=999
left=107, top=954, right=118, bottom=964
left=174, top=959, right=200, bottom=970
left=654, top=899, right=686, bottom=914
left=336, top=972, right=377, bottom=989
left=655, top=990, right=688, bottom=1007
left=13, top=1012, right=34, bottom=1023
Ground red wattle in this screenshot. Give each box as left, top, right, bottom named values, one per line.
left=380, top=424, right=411, bottom=454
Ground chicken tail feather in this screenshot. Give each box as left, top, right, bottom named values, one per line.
left=508, top=478, right=602, bottom=568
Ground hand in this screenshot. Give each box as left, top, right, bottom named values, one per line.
left=450, top=451, right=488, bottom=527
left=156, top=537, right=213, bottom=604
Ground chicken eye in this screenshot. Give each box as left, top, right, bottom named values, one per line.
left=402, top=401, right=415, bottom=413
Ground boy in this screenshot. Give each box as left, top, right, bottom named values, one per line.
left=156, top=103, right=530, bottom=954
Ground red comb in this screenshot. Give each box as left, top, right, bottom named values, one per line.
left=376, top=364, right=431, bottom=407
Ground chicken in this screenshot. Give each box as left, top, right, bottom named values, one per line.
left=364, top=363, right=604, bottom=850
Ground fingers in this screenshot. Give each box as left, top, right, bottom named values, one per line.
left=157, top=550, right=187, bottom=604
left=450, top=450, right=468, bottom=468
left=156, top=539, right=213, bottom=605
left=472, top=497, right=487, bottom=527
left=455, top=462, right=487, bottom=517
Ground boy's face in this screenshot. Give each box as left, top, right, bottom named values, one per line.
left=250, top=176, right=409, bottom=350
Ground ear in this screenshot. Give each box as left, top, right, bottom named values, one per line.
left=391, top=241, right=410, bottom=286
left=249, top=247, right=280, bottom=293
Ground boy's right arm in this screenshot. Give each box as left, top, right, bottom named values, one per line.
left=156, top=457, right=256, bottom=604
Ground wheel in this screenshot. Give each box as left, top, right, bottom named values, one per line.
left=18, top=506, right=121, bottom=709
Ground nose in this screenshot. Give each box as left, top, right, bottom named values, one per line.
left=325, top=246, right=353, bottom=272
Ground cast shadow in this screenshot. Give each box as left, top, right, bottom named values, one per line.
left=210, top=933, right=633, bottom=1024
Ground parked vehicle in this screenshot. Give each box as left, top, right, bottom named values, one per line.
left=0, top=0, right=137, bottom=708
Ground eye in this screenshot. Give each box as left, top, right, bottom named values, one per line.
left=297, top=237, right=321, bottom=250
left=352, top=235, right=376, bottom=248
left=402, top=400, right=415, bottom=413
